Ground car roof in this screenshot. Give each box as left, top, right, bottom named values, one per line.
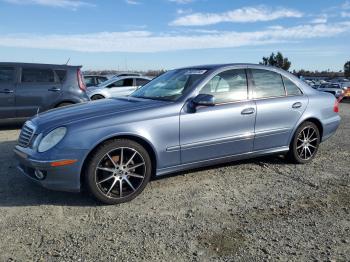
left=176, top=63, right=285, bottom=71
left=0, top=62, right=81, bottom=69
left=84, top=75, right=108, bottom=77
left=111, top=75, right=152, bottom=80
left=115, top=72, right=142, bottom=76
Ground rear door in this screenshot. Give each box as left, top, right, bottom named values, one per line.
left=0, top=66, right=16, bottom=119
left=16, top=67, right=63, bottom=117
left=249, top=69, right=308, bottom=150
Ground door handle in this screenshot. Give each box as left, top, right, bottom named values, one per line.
left=241, top=107, right=255, bottom=115
left=48, top=87, right=61, bottom=92
left=292, top=102, right=302, bottom=109
left=0, top=89, right=14, bottom=94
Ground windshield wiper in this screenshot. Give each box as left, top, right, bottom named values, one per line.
left=132, top=96, right=172, bottom=101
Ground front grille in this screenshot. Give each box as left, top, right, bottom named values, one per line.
left=18, top=122, right=35, bottom=147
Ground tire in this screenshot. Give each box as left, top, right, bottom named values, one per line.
left=91, top=94, right=105, bottom=100
left=287, top=121, right=320, bottom=164
left=56, top=102, right=74, bottom=108
left=85, top=139, right=152, bottom=204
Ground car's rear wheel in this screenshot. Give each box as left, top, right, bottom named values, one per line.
left=91, top=94, right=105, bottom=100
left=85, top=139, right=152, bottom=204
left=287, top=121, right=320, bottom=164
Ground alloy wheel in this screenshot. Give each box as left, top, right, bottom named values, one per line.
left=95, top=147, right=146, bottom=199
left=296, top=126, right=319, bottom=161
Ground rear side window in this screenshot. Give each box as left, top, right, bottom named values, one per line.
left=0, top=67, right=15, bottom=82
left=136, top=78, right=150, bottom=86
left=282, top=76, right=302, bottom=96
left=54, top=70, right=67, bottom=82
left=22, top=68, right=55, bottom=83
left=108, top=78, right=133, bottom=88
left=251, top=69, right=285, bottom=98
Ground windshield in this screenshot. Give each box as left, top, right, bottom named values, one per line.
left=97, top=77, right=118, bottom=87
left=131, top=69, right=207, bottom=101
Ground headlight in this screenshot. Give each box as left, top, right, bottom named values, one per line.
left=38, top=127, right=67, bottom=153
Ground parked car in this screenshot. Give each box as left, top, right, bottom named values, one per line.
left=84, top=75, right=109, bottom=87
left=14, top=64, right=340, bottom=204
left=0, top=62, right=89, bottom=120
left=317, top=83, right=344, bottom=98
left=87, top=76, right=151, bottom=100
left=339, top=82, right=350, bottom=100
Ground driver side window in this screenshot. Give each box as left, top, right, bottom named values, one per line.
left=199, top=69, right=248, bottom=104
left=108, top=78, right=133, bottom=88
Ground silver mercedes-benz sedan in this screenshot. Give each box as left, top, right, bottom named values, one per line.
left=14, top=64, right=340, bottom=204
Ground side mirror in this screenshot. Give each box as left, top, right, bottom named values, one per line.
left=192, top=94, right=215, bottom=107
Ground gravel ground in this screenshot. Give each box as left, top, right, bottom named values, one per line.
left=0, top=103, right=349, bottom=261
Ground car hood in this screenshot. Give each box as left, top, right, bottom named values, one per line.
left=31, top=97, right=167, bottom=131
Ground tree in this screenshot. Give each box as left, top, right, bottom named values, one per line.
left=260, top=52, right=291, bottom=71
left=344, top=61, right=350, bottom=78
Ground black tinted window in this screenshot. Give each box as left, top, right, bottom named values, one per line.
left=123, top=78, right=133, bottom=86
left=22, top=68, right=55, bottom=83
left=282, top=76, right=302, bottom=96
left=136, top=78, right=150, bottom=86
left=55, top=70, right=67, bottom=82
left=251, top=69, right=285, bottom=98
left=109, top=78, right=133, bottom=87
left=0, top=67, right=15, bottom=82
left=199, top=69, right=247, bottom=103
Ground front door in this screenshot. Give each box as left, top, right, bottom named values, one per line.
left=180, top=69, right=256, bottom=164
left=0, top=66, right=16, bottom=119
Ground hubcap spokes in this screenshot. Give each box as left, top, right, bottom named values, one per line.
left=95, top=147, right=146, bottom=199
left=296, top=126, right=318, bottom=160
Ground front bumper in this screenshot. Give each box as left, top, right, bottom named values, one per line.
left=14, top=146, right=87, bottom=192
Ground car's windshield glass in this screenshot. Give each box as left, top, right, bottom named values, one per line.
left=131, top=69, right=207, bottom=101
left=97, top=77, right=118, bottom=87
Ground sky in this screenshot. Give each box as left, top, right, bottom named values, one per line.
left=0, top=0, right=349, bottom=71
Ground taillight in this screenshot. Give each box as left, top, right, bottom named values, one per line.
left=77, top=69, right=86, bottom=92
left=333, top=99, right=339, bottom=113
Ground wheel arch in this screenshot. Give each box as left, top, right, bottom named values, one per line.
left=54, top=100, right=76, bottom=108
left=91, top=94, right=105, bottom=100
left=302, top=117, right=324, bottom=138
left=80, top=134, right=158, bottom=186
left=290, top=117, right=324, bottom=146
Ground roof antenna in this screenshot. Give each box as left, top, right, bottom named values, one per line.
left=65, top=57, right=71, bottom=65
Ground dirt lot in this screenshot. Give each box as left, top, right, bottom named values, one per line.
left=0, top=103, right=349, bottom=261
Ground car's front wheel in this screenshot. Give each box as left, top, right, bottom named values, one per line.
left=85, top=139, right=152, bottom=204
left=91, top=94, right=105, bottom=100
left=287, top=121, right=320, bottom=164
